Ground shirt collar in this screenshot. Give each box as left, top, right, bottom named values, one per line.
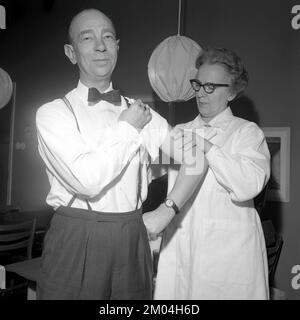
left=196, top=107, right=234, bottom=131
left=76, top=80, right=114, bottom=103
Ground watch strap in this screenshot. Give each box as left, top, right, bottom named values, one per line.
left=164, top=198, right=179, bottom=215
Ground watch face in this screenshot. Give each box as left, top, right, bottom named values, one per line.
left=165, top=199, right=173, bottom=207
left=164, top=199, right=179, bottom=214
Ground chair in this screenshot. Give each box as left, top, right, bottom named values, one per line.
left=0, top=282, right=29, bottom=300
left=254, top=182, right=269, bottom=216
left=3, top=257, right=42, bottom=300
left=0, top=219, right=36, bottom=299
left=261, top=220, right=284, bottom=287
left=0, top=218, right=36, bottom=263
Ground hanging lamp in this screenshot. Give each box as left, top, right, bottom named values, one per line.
left=148, top=0, right=202, bottom=102
left=0, top=67, right=13, bottom=109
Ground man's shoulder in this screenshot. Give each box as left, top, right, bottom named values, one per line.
left=37, top=98, right=65, bottom=117
left=37, top=89, right=76, bottom=117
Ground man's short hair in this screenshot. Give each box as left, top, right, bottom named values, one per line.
left=66, top=8, right=116, bottom=45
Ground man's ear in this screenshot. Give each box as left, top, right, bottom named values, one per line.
left=116, top=39, right=120, bottom=51
left=64, top=44, right=77, bottom=65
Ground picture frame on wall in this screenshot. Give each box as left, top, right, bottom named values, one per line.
left=262, top=127, right=291, bottom=202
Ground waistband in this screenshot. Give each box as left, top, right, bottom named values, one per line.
left=56, top=206, right=143, bottom=222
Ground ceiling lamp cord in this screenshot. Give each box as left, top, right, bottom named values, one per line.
left=177, top=0, right=182, bottom=35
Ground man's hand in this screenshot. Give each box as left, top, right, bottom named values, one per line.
left=143, top=203, right=175, bottom=240
left=119, top=99, right=152, bottom=131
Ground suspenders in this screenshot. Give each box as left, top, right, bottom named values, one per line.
left=124, top=97, right=143, bottom=210
left=62, top=97, right=80, bottom=131
left=61, top=96, right=143, bottom=211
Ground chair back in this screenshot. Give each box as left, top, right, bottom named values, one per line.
left=261, top=219, right=284, bottom=286
left=254, top=182, right=269, bottom=215
left=0, top=219, right=36, bottom=260
left=0, top=282, right=28, bottom=300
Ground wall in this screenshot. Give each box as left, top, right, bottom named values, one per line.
left=0, top=0, right=299, bottom=299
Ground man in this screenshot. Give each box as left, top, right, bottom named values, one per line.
left=36, top=8, right=206, bottom=300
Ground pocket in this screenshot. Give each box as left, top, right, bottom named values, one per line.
left=139, top=217, right=152, bottom=258
left=139, top=216, right=150, bottom=242
left=198, top=218, right=257, bottom=285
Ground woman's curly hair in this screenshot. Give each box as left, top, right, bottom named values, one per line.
left=196, top=47, right=249, bottom=98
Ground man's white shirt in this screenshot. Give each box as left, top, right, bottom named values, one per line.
left=36, top=81, right=168, bottom=212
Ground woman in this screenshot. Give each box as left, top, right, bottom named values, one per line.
left=154, top=47, right=270, bottom=300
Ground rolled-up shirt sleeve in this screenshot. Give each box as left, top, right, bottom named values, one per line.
left=36, top=101, right=141, bottom=198
left=140, top=107, right=169, bottom=161
left=205, top=122, right=270, bottom=202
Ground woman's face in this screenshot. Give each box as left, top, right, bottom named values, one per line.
left=195, top=63, right=236, bottom=122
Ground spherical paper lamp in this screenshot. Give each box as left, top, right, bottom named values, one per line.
left=148, top=35, right=201, bottom=102
left=0, top=67, right=13, bottom=109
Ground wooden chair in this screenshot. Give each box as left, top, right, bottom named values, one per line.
left=254, top=182, right=269, bottom=216
left=261, top=220, right=284, bottom=287
left=2, top=257, right=42, bottom=300
left=0, top=219, right=36, bottom=264
left=0, top=282, right=29, bottom=300
left=0, top=219, right=36, bottom=299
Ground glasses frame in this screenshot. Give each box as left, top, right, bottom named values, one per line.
left=190, top=79, right=230, bottom=94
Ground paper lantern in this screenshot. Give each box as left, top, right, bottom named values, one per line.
left=148, top=35, right=201, bottom=102
left=0, top=67, right=13, bottom=109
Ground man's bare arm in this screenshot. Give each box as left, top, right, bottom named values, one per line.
left=143, top=127, right=208, bottom=236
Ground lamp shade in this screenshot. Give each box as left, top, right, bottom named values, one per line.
left=0, top=67, right=13, bottom=109
left=148, top=35, right=201, bottom=102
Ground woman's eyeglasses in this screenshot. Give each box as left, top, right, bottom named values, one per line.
left=190, top=79, right=230, bottom=94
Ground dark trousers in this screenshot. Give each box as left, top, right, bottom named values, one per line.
left=37, top=206, right=152, bottom=300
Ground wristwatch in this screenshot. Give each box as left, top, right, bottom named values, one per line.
left=164, top=198, right=180, bottom=215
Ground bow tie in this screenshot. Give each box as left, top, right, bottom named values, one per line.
left=88, top=87, right=121, bottom=106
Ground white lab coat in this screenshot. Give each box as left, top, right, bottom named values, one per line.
left=154, top=108, right=270, bottom=300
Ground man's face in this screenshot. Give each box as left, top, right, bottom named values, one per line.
left=66, top=10, right=119, bottom=85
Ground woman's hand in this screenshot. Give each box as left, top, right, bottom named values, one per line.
left=172, top=128, right=214, bottom=154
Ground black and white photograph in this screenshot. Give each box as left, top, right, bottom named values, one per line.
left=0, top=0, right=299, bottom=308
